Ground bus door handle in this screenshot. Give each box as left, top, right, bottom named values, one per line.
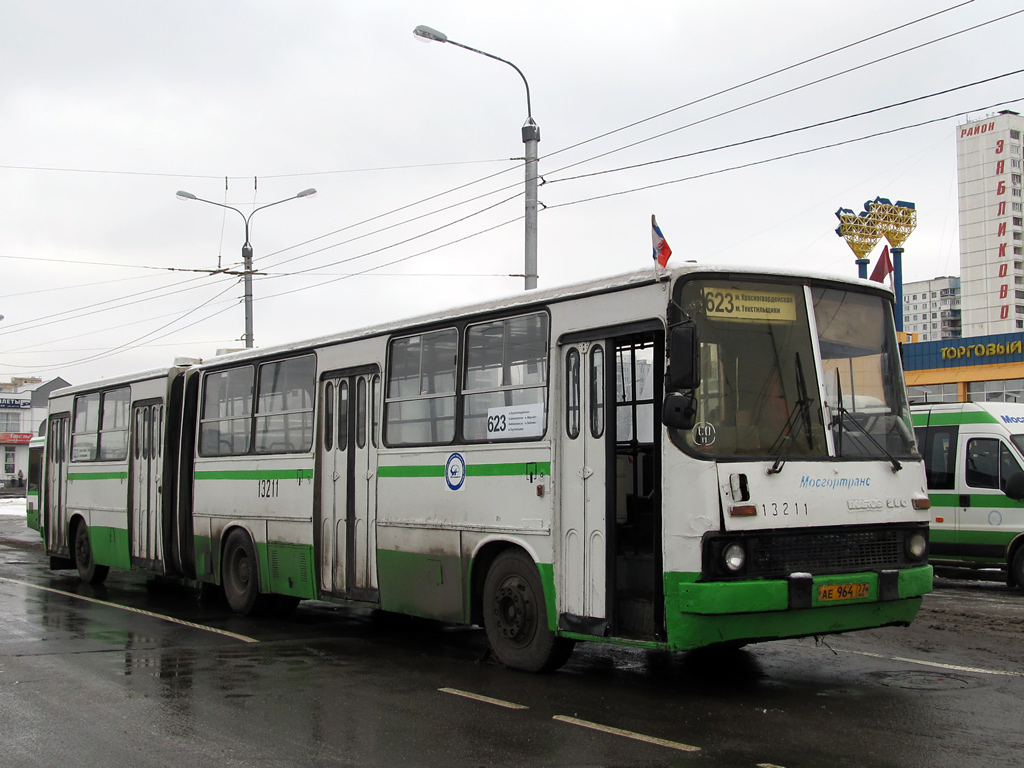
left=959, top=494, right=970, bottom=507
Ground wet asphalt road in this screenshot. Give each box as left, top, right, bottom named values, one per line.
left=1, top=509, right=1023, bottom=768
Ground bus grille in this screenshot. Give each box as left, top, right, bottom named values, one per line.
left=750, top=529, right=902, bottom=577
left=702, top=525, right=921, bottom=579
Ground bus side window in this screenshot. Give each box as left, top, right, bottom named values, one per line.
left=918, top=425, right=957, bottom=490
left=966, top=438, right=999, bottom=489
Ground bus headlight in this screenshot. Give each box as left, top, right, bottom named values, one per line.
left=723, top=542, right=746, bottom=572
left=906, top=530, right=928, bottom=561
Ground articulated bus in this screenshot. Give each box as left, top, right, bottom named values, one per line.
left=35, top=266, right=932, bottom=672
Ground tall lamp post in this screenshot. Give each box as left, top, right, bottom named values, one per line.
left=413, top=24, right=539, bottom=290
left=176, top=188, right=317, bottom=348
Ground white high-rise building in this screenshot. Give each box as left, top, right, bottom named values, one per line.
left=957, top=110, right=1024, bottom=337
left=901, top=276, right=961, bottom=341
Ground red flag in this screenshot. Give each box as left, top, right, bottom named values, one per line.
left=870, top=245, right=893, bottom=284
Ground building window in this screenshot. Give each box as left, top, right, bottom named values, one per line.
left=1015, top=247, right=1023, bottom=255
left=1012, top=130, right=1021, bottom=140
left=1015, top=217, right=1023, bottom=226
left=1013, top=188, right=1022, bottom=197
left=1015, top=231, right=1022, bottom=240
left=1015, top=203, right=1023, bottom=212
left=1013, top=174, right=1021, bottom=185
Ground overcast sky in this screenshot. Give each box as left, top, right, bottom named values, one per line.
left=1, top=0, right=1021, bottom=387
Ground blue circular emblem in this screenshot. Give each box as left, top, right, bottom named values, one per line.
left=445, top=453, right=466, bottom=491
left=989, top=510, right=1003, bottom=526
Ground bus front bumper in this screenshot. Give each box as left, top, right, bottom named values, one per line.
left=663, top=564, right=933, bottom=651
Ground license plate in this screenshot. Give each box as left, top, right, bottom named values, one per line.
left=817, top=582, right=870, bottom=602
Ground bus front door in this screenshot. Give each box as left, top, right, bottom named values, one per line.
left=559, top=341, right=609, bottom=634
left=317, top=368, right=380, bottom=602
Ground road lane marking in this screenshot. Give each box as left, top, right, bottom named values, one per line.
left=438, top=687, right=528, bottom=710
left=553, top=715, right=701, bottom=753
left=837, top=648, right=1022, bottom=677
left=0, top=576, right=259, bottom=644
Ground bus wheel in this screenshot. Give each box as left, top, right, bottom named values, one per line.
left=222, top=530, right=269, bottom=615
left=1011, top=547, right=1024, bottom=593
left=483, top=549, right=574, bottom=673
left=73, top=521, right=109, bottom=585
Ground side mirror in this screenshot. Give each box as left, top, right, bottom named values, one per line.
left=1005, top=471, right=1024, bottom=501
left=662, top=392, right=697, bottom=430
left=668, top=325, right=699, bottom=391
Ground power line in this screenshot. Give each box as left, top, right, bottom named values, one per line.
left=259, top=3, right=1005, bottom=277
left=547, top=97, right=1024, bottom=209
left=546, top=68, right=1024, bottom=186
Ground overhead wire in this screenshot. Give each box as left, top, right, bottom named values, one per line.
left=256, top=3, right=1010, bottom=278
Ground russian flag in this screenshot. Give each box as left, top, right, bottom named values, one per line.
left=652, top=215, right=672, bottom=268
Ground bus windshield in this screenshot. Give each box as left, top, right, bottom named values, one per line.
left=812, top=286, right=916, bottom=459
left=677, top=278, right=914, bottom=460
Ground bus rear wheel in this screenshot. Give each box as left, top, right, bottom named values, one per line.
left=482, top=549, right=574, bottom=673
left=74, top=521, right=109, bottom=585
left=222, top=530, right=270, bottom=615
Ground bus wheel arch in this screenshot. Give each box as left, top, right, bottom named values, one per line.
left=220, top=527, right=270, bottom=615
left=71, top=515, right=109, bottom=585
left=478, top=545, right=574, bottom=673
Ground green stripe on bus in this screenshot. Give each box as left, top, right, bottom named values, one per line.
left=194, top=469, right=314, bottom=480
left=68, top=472, right=129, bottom=481
left=379, top=461, right=551, bottom=479
left=911, top=411, right=1000, bottom=427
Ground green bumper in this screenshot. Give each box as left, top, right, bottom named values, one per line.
left=664, top=565, right=933, bottom=651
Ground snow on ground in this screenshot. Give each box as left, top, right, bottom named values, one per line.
left=0, top=499, right=27, bottom=517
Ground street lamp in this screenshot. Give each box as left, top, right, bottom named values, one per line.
left=413, top=24, right=540, bottom=290
left=176, top=188, right=317, bottom=348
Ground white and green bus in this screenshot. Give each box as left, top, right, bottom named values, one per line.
left=37, top=265, right=932, bottom=672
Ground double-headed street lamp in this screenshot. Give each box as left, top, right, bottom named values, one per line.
left=176, top=188, right=317, bottom=348
left=413, top=24, right=539, bottom=290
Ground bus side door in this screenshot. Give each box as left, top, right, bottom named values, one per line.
left=959, top=431, right=1024, bottom=564
left=316, top=367, right=380, bottom=601
left=130, top=401, right=163, bottom=569
left=558, top=341, right=609, bottom=630
left=916, top=423, right=959, bottom=559
left=45, top=415, right=71, bottom=558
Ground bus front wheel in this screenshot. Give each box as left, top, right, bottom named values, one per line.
left=74, top=521, right=109, bottom=585
left=482, top=549, right=574, bottom=673
left=222, top=530, right=269, bottom=615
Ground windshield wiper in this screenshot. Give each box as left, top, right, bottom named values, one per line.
left=829, top=369, right=902, bottom=473
left=766, top=354, right=815, bottom=475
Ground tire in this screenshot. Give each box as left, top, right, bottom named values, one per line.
left=482, top=549, right=575, bottom=673
left=222, top=529, right=270, bottom=615
left=74, top=521, right=109, bottom=585
left=1011, top=547, right=1024, bottom=593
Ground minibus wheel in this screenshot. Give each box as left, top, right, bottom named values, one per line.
left=1011, top=547, right=1024, bottom=593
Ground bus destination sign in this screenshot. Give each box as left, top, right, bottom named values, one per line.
left=703, top=288, right=797, bottom=323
